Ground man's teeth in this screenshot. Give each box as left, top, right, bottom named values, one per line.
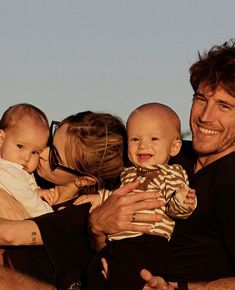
left=199, top=126, right=219, bottom=135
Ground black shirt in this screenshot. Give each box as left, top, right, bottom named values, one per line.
left=169, top=140, right=235, bottom=281
left=6, top=200, right=94, bottom=290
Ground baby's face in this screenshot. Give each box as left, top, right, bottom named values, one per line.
left=127, top=108, right=180, bottom=168
left=0, top=118, right=49, bottom=174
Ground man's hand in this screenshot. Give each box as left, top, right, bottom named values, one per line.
left=141, top=269, right=174, bottom=290
left=89, top=180, right=163, bottom=250
left=141, top=269, right=171, bottom=290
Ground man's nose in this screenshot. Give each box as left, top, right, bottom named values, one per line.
left=199, top=102, right=216, bottom=123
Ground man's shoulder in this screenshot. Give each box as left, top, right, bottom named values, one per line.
left=213, top=151, right=235, bottom=174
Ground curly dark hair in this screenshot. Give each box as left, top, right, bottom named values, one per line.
left=190, top=39, right=235, bottom=96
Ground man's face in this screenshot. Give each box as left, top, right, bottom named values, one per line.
left=190, top=83, right=235, bottom=162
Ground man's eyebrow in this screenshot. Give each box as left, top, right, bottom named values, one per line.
left=193, top=92, right=204, bottom=97
left=217, top=99, right=235, bottom=108
left=193, top=92, right=235, bottom=108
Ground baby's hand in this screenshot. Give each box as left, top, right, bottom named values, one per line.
left=181, top=184, right=197, bottom=210
left=73, top=194, right=101, bottom=212
left=38, top=188, right=58, bottom=206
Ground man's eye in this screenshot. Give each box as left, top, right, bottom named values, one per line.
left=17, top=144, right=23, bottom=149
left=32, top=151, right=39, bottom=155
left=219, top=103, right=231, bottom=111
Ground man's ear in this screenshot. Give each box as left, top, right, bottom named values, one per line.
left=0, top=130, right=5, bottom=146
left=170, top=139, right=182, bottom=157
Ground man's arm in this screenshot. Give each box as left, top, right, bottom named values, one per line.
left=0, top=217, right=42, bottom=246
left=140, top=269, right=235, bottom=290
left=89, top=180, right=163, bottom=250
left=0, top=265, right=55, bottom=290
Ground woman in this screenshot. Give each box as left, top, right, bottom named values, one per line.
left=0, top=110, right=127, bottom=290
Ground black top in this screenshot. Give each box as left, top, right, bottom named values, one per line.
left=5, top=200, right=94, bottom=290
left=169, top=140, right=235, bottom=281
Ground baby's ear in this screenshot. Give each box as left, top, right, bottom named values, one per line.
left=170, top=139, right=182, bottom=157
left=0, top=130, right=5, bottom=146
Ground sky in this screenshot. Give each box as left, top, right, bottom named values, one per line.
left=0, top=0, right=235, bottom=135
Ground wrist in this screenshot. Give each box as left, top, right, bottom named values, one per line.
left=88, top=210, right=105, bottom=237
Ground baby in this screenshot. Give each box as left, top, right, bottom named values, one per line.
left=0, top=103, right=55, bottom=218
left=77, top=102, right=197, bottom=290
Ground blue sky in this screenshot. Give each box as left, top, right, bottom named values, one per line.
left=0, top=0, right=235, bottom=133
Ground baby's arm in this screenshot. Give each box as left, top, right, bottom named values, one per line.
left=167, top=183, right=197, bottom=219
left=73, top=194, right=101, bottom=212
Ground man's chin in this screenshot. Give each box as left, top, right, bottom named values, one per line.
left=192, top=141, right=217, bottom=155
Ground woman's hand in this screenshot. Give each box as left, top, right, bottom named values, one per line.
left=73, top=194, right=101, bottom=212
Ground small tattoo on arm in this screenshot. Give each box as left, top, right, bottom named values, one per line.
left=31, top=231, right=37, bottom=245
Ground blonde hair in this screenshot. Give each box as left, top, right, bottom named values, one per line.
left=58, top=111, right=127, bottom=190
left=127, top=102, right=181, bottom=139
left=0, top=103, right=49, bottom=130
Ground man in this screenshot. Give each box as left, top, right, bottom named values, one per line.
left=0, top=265, right=55, bottom=290
left=89, top=39, right=235, bottom=289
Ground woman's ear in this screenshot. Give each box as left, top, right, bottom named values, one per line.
left=74, top=176, right=97, bottom=188
left=0, top=130, right=5, bottom=146
left=170, top=139, right=182, bottom=157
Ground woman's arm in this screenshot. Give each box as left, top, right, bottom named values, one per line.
left=0, top=218, right=42, bottom=246
left=89, top=180, right=163, bottom=250
left=0, top=188, right=42, bottom=246
left=0, top=188, right=30, bottom=220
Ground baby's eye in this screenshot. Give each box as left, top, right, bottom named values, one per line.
left=17, top=144, right=23, bottom=149
left=151, top=137, right=159, bottom=141
left=129, top=137, right=139, bottom=142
